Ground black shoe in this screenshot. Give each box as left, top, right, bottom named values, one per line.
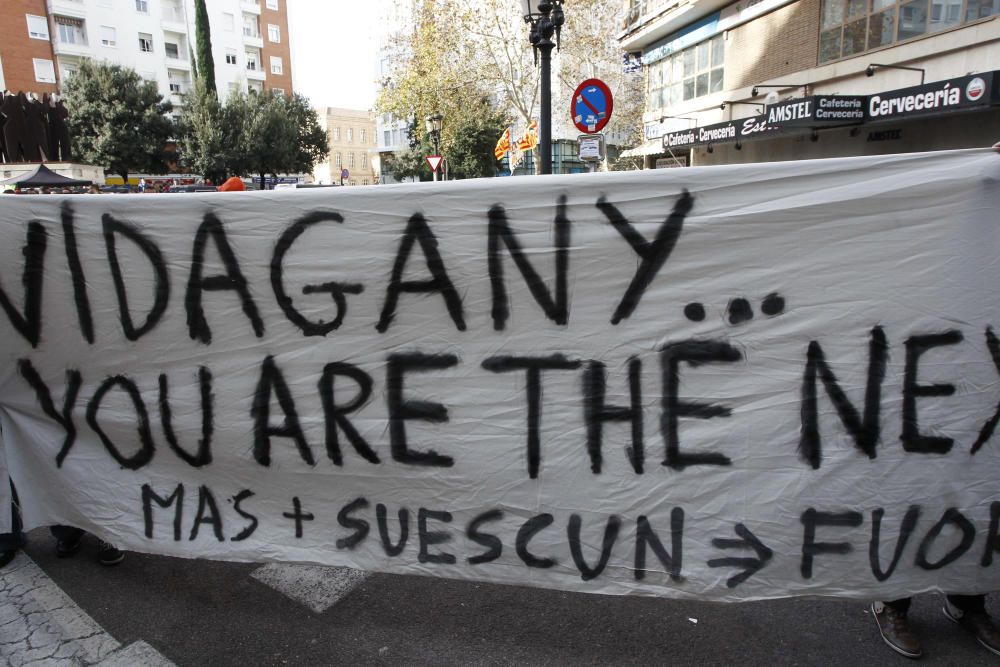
left=56, top=535, right=83, bottom=558
left=0, top=549, right=17, bottom=568
left=97, top=540, right=124, bottom=566
left=944, top=603, right=1000, bottom=657
left=872, top=601, right=923, bottom=659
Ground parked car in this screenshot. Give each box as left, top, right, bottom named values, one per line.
left=100, top=184, right=134, bottom=193
left=167, top=184, right=218, bottom=193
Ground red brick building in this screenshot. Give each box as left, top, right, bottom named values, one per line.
left=0, top=0, right=59, bottom=95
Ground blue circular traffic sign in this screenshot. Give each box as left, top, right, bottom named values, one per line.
left=571, top=79, right=613, bottom=134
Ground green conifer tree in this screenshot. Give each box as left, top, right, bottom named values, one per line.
left=194, top=0, right=216, bottom=96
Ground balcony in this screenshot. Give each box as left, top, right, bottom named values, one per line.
left=245, top=67, right=265, bottom=81
left=161, top=7, right=186, bottom=29
left=242, top=31, right=263, bottom=48
left=241, top=0, right=261, bottom=14
left=619, top=0, right=724, bottom=51
left=49, top=0, right=87, bottom=20
left=52, top=39, right=91, bottom=57
left=165, top=55, right=191, bottom=71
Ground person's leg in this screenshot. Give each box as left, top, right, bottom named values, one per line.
left=944, top=594, right=1000, bottom=656
left=50, top=525, right=85, bottom=557
left=872, top=597, right=922, bottom=659
left=0, top=481, right=26, bottom=567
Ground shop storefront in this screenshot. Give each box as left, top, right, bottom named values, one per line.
left=660, top=71, right=1000, bottom=165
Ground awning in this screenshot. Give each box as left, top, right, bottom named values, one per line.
left=620, top=140, right=668, bottom=158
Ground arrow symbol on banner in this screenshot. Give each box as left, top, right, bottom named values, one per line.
left=706, top=523, right=774, bottom=588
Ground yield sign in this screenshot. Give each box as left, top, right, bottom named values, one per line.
left=425, top=155, right=443, bottom=172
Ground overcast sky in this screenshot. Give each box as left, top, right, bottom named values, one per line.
left=287, top=0, right=379, bottom=111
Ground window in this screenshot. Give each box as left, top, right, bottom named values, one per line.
left=33, top=59, right=56, bottom=84
left=27, top=15, right=49, bottom=40
left=226, top=50, right=238, bottom=65
left=135, top=0, right=149, bottom=13
left=361, top=129, right=367, bottom=143
left=266, top=0, right=279, bottom=9
left=139, top=33, right=154, bottom=52
left=818, top=0, right=993, bottom=62
left=268, top=24, right=280, bottom=42
left=335, top=152, right=342, bottom=167
left=348, top=128, right=354, bottom=142
left=967, top=0, right=1000, bottom=19
left=333, top=127, right=340, bottom=140
left=272, top=88, right=285, bottom=96
left=55, top=17, right=85, bottom=45
left=243, top=16, right=258, bottom=37
left=384, top=130, right=390, bottom=145
left=165, top=42, right=180, bottom=59
left=349, top=153, right=355, bottom=168
left=645, top=33, right=723, bottom=111
left=162, top=0, right=183, bottom=22
left=361, top=153, right=367, bottom=168
left=270, top=56, right=283, bottom=75
left=169, top=82, right=182, bottom=93
left=223, top=13, right=235, bottom=31
left=100, top=25, right=116, bottom=47
left=246, top=52, right=258, bottom=70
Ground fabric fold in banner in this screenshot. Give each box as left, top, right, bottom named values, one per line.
left=1, top=148, right=999, bottom=602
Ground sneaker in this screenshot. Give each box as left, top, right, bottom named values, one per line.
left=96, top=540, right=124, bottom=566
left=943, top=603, right=1000, bottom=656
left=872, top=601, right=923, bottom=659
left=56, top=535, right=83, bottom=558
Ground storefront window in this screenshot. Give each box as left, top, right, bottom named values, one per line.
left=645, top=34, right=724, bottom=110
left=819, top=0, right=997, bottom=62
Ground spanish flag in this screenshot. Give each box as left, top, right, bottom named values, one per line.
left=494, top=128, right=511, bottom=160
left=517, top=119, right=538, bottom=151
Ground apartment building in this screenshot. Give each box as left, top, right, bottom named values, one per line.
left=374, top=0, right=417, bottom=183
left=619, top=0, right=1000, bottom=167
left=0, top=0, right=293, bottom=113
left=313, top=108, right=379, bottom=186
left=0, top=0, right=60, bottom=95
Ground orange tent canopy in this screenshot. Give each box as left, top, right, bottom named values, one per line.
left=218, top=176, right=245, bottom=191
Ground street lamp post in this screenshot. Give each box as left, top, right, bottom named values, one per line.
left=521, top=0, right=564, bottom=175
left=425, top=112, right=443, bottom=182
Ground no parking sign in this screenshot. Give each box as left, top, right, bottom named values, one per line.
left=571, top=78, right=613, bottom=133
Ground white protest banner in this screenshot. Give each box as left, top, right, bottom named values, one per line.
left=0, top=148, right=998, bottom=602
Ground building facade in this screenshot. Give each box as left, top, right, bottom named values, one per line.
left=0, top=0, right=293, bottom=112
left=619, top=0, right=1000, bottom=167
left=0, top=0, right=60, bottom=96
left=313, top=107, right=379, bottom=186
left=374, top=0, right=417, bottom=184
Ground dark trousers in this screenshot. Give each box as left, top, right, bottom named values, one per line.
left=0, top=481, right=25, bottom=551
left=887, top=595, right=986, bottom=614
left=50, top=525, right=85, bottom=543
